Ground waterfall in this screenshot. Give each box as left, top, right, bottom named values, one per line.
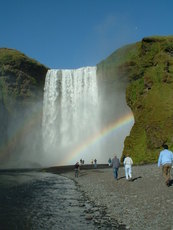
left=42, top=67, right=100, bottom=165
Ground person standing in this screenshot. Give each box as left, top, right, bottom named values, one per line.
left=111, top=155, right=120, bottom=180
left=108, top=158, right=112, bottom=166
left=123, top=154, right=133, bottom=181
left=74, top=162, right=80, bottom=178
left=94, top=159, right=97, bottom=168
left=158, top=144, right=173, bottom=187
left=80, top=159, right=83, bottom=166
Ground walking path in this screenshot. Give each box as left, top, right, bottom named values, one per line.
left=61, top=164, right=173, bottom=230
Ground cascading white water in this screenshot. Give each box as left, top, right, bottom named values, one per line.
left=42, top=66, right=134, bottom=167
left=42, top=67, right=100, bottom=166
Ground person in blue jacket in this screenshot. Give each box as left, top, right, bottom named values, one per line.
left=158, top=144, right=173, bottom=187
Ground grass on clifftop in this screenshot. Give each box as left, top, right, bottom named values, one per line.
left=0, top=48, right=44, bottom=69
left=0, top=48, right=48, bottom=112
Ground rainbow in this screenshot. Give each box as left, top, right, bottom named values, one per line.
left=0, top=108, right=134, bottom=167
left=60, top=112, right=134, bottom=165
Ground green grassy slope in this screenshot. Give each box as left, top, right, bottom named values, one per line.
left=0, top=48, right=48, bottom=165
left=0, top=48, right=48, bottom=112
left=97, top=36, right=173, bottom=164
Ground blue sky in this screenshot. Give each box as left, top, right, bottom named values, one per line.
left=0, top=0, right=173, bottom=69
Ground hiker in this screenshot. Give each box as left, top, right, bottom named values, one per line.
left=108, top=158, right=112, bottom=166
left=94, top=159, right=97, bottom=168
left=80, top=159, right=83, bottom=166
left=74, top=162, right=80, bottom=178
left=111, top=155, right=120, bottom=180
left=123, top=154, right=133, bottom=181
left=158, top=144, right=173, bottom=187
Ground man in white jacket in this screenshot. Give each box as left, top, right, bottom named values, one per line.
left=124, top=154, right=133, bottom=180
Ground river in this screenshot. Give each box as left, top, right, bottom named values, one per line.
left=0, top=170, right=96, bottom=230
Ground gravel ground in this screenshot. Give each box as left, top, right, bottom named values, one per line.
left=61, top=164, right=173, bottom=230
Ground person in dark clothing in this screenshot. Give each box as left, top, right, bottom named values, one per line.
left=94, top=159, right=97, bottom=168
left=108, top=158, right=112, bottom=166
left=74, top=162, right=80, bottom=178
left=111, top=155, right=120, bottom=180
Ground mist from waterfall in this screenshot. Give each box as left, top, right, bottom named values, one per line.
left=42, top=67, right=101, bottom=166
left=42, top=66, right=134, bottom=166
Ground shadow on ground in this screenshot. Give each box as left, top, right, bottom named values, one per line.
left=132, top=176, right=142, bottom=182
left=169, top=179, right=173, bottom=186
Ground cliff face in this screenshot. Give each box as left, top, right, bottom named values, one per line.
left=97, top=36, right=173, bottom=164
left=0, top=48, right=48, bottom=168
left=123, top=36, right=173, bottom=163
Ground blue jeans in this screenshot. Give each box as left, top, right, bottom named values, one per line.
left=113, top=167, right=119, bottom=179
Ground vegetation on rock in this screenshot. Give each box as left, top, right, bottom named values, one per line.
left=0, top=48, right=48, bottom=167
left=97, top=36, right=173, bottom=164
left=0, top=48, right=48, bottom=112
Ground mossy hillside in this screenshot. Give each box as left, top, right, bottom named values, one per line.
left=122, top=36, right=173, bottom=163
left=0, top=48, right=48, bottom=164
left=97, top=36, right=173, bottom=164
left=97, top=43, right=139, bottom=84
left=0, top=48, right=48, bottom=112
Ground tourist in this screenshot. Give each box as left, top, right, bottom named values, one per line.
left=111, top=155, right=120, bottom=180
left=94, top=159, right=97, bottom=168
left=80, top=159, right=83, bottom=166
left=158, top=144, right=173, bottom=187
left=74, top=162, right=80, bottom=178
left=123, top=154, right=133, bottom=181
left=108, top=158, right=112, bottom=166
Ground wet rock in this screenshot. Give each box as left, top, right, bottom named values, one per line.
left=85, top=214, right=93, bottom=220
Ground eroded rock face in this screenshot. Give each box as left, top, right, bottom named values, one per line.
left=0, top=48, right=48, bottom=168
left=97, top=36, right=173, bottom=164
left=121, top=36, right=173, bottom=163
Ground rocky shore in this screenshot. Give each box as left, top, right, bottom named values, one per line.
left=58, top=164, right=173, bottom=230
